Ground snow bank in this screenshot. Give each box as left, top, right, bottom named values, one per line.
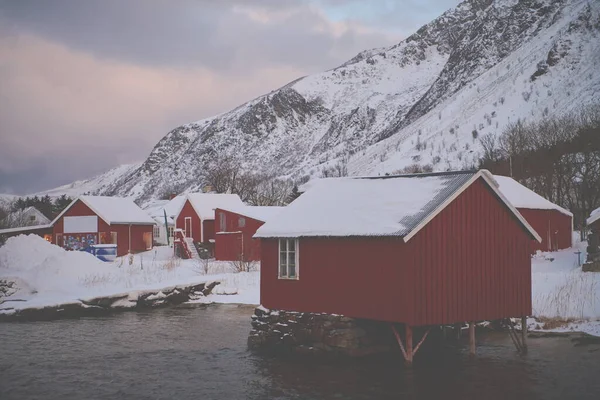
left=531, top=238, right=600, bottom=335
left=0, top=235, right=259, bottom=314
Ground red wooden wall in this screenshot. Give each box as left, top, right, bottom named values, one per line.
left=260, top=177, right=534, bottom=326
left=176, top=200, right=202, bottom=242
left=214, top=209, right=264, bottom=261
left=203, top=220, right=215, bottom=244
left=518, top=208, right=572, bottom=252
left=53, top=199, right=153, bottom=256
left=591, top=220, right=600, bottom=234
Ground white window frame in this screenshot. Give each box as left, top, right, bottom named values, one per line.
left=278, top=239, right=299, bottom=280
left=153, top=225, right=161, bottom=238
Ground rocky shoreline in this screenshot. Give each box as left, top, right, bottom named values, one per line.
left=0, top=281, right=220, bottom=322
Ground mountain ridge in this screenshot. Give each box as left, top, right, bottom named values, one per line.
left=31, top=0, right=600, bottom=205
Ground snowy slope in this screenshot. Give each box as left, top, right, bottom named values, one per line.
left=33, top=163, right=141, bottom=198
left=37, top=0, right=600, bottom=204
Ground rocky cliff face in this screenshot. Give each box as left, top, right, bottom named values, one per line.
left=41, top=0, right=600, bottom=204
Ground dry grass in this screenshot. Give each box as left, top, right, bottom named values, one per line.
left=79, top=273, right=113, bottom=287
left=535, top=317, right=578, bottom=330
left=535, top=271, right=599, bottom=319
left=162, top=256, right=181, bottom=272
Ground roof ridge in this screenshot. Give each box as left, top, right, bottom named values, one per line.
left=356, top=170, right=477, bottom=180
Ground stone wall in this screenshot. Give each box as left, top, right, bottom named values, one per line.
left=247, top=306, right=396, bottom=356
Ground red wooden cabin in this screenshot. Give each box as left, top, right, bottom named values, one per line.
left=51, top=196, right=155, bottom=257
left=175, top=193, right=244, bottom=244
left=494, top=176, right=573, bottom=252
left=255, top=170, right=541, bottom=361
left=214, top=206, right=283, bottom=261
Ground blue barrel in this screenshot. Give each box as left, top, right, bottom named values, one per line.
left=90, top=244, right=118, bottom=262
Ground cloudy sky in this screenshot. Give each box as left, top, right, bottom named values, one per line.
left=0, top=0, right=459, bottom=194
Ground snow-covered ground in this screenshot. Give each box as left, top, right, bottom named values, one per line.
left=0, top=235, right=259, bottom=314
left=1, top=234, right=599, bottom=337
left=531, top=236, right=600, bottom=336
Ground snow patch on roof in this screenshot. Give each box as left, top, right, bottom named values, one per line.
left=218, top=206, right=284, bottom=223
left=78, top=196, right=155, bottom=225
left=494, top=176, right=572, bottom=217
left=185, top=194, right=244, bottom=220
left=255, top=173, right=471, bottom=238
left=588, top=207, right=600, bottom=226
left=144, top=195, right=187, bottom=224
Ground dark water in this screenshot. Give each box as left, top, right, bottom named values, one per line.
left=1, top=305, right=599, bottom=400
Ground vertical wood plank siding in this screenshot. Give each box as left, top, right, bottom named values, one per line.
left=175, top=200, right=203, bottom=242
left=214, top=209, right=265, bottom=261
left=260, top=177, right=534, bottom=326
left=518, top=208, right=572, bottom=252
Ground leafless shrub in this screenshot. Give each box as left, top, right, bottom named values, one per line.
left=393, top=164, right=434, bottom=174
left=230, top=258, right=258, bottom=273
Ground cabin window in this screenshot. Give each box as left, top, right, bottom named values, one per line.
left=278, top=239, right=299, bottom=279
left=153, top=225, right=161, bottom=238
left=168, top=227, right=174, bottom=239
left=238, top=217, right=246, bottom=228
left=29, top=215, right=36, bottom=222
left=219, top=213, right=226, bottom=232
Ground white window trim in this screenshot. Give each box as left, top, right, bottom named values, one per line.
left=278, top=238, right=299, bottom=280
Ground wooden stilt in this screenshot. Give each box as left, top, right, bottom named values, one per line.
left=468, top=322, right=476, bottom=356
left=412, top=328, right=430, bottom=357
left=521, top=316, right=528, bottom=354
left=454, top=323, right=462, bottom=340
left=391, top=324, right=408, bottom=360
left=406, top=324, right=413, bottom=364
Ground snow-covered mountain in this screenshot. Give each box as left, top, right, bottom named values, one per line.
left=38, top=0, right=600, bottom=204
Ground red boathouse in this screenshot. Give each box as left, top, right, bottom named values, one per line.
left=51, top=196, right=155, bottom=257
left=494, top=176, right=573, bottom=252
left=254, top=170, right=541, bottom=361
left=214, top=206, right=283, bottom=261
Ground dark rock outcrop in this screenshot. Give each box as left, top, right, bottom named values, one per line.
left=0, top=281, right=220, bottom=322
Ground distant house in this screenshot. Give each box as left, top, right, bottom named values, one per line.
left=254, top=171, right=540, bottom=334
left=214, top=206, right=283, bottom=261
left=144, top=195, right=186, bottom=245
left=175, top=194, right=244, bottom=244
left=588, top=207, right=600, bottom=234
left=0, top=196, right=156, bottom=257
left=494, top=176, right=573, bottom=252
left=4, top=206, right=51, bottom=227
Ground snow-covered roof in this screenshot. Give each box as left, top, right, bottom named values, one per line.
left=493, top=176, right=573, bottom=217
left=52, top=196, right=155, bottom=226
left=255, top=170, right=541, bottom=242
left=183, top=193, right=244, bottom=221
left=218, top=206, right=284, bottom=223
left=0, top=224, right=53, bottom=235
left=143, top=195, right=187, bottom=225
left=588, top=207, right=600, bottom=226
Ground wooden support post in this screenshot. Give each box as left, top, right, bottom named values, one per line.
left=406, top=324, right=413, bottom=364
left=412, top=328, right=430, bottom=357
left=468, top=322, right=476, bottom=356
left=454, top=323, right=462, bottom=340
left=521, top=316, right=528, bottom=354
left=391, top=324, right=408, bottom=360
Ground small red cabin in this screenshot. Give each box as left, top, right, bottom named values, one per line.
left=494, top=176, right=573, bottom=252
left=51, top=196, right=155, bottom=257
left=255, top=170, right=541, bottom=328
left=175, top=194, right=244, bottom=244
left=214, top=206, right=283, bottom=261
